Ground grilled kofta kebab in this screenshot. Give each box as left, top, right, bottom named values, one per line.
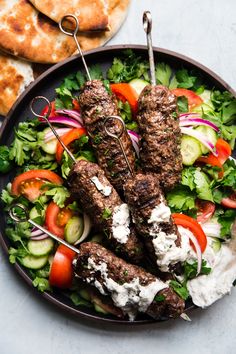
left=137, top=86, right=182, bottom=190
left=73, top=241, right=185, bottom=321
left=137, top=12, right=182, bottom=191
left=124, top=173, right=192, bottom=272
left=78, top=79, right=135, bottom=192
left=68, top=159, right=144, bottom=264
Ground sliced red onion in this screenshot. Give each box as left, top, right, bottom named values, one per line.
left=74, top=213, right=91, bottom=245
left=127, top=130, right=140, bottom=142
left=55, top=109, right=84, bottom=126
left=31, top=233, right=49, bottom=241
left=180, top=117, right=219, bottom=132
left=31, top=227, right=44, bottom=237
left=44, top=128, right=72, bottom=142
left=181, top=127, right=218, bottom=156
left=128, top=130, right=140, bottom=156
left=43, top=116, right=82, bottom=128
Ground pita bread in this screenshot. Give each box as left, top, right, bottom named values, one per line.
left=0, top=52, right=34, bottom=116
left=0, top=0, right=77, bottom=63
left=29, top=0, right=109, bottom=32
left=77, top=0, right=130, bottom=51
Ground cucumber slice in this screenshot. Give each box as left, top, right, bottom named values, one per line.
left=211, top=238, right=222, bottom=253
left=41, top=128, right=58, bottom=155
left=20, top=254, right=48, bottom=269
left=78, top=289, right=91, bottom=301
left=129, top=78, right=149, bottom=96
left=28, top=238, right=54, bottom=256
left=181, top=135, right=202, bottom=166
left=94, top=303, right=109, bottom=315
left=65, top=216, right=84, bottom=244
left=29, top=206, right=46, bottom=225
left=195, top=126, right=217, bottom=154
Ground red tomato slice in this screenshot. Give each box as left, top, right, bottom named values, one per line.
left=172, top=213, right=207, bottom=252
left=72, top=99, right=80, bottom=111
left=45, top=202, right=66, bottom=238
left=49, top=245, right=76, bottom=288
left=197, top=155, right=224, bottom=179
left=221, top=193, right=236, bottom=208
left=110, top=83, right=138, bottom=114
left=57, top=208, right=73, bottom=227
left=171, top=88, right=203, bottom=109
left=196, top=138, right=231, bottom=178
left=56, top=128, right=86, bottom=162
left=11, top=170, right=63, bottom=201
left=18, top=179, right=45, bottom=202
left=215, top=138, right=231, bottom=164
left=40, top=100, right=56, bottom=119
left=196, top=199, right=216, bottom=223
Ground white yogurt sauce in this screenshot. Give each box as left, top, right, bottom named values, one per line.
left=90, top=176, right=112, bottom=197
left=187, top=236, right=236, bottom=308
left=94, top=280, right=106, bottom=295
left=148, top=202, right=171, bottom=224
left=87, top=258, right=167, bottom=320
left=112, top=204, right=130, bottom=244
left=147, top=201, right=195, bottom=271
left=152, top=226, right=195, bottom=272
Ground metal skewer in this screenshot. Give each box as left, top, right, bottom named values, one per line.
left=104, top=115, right=134, bottom=177
left=9, top=204, right=80, bottom=254
left=59, top=14, right=91, bottom=81
left=143, top=11, right=156, bottom=86
left=30, top=96, right=77, bottom=163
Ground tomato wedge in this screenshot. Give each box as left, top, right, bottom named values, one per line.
left=215, top=138, right=231, bottom=164
left=196, top=199, right=216, bottom=223
left=72, top=98, right=80, bottom=111
left=171, top=88, right=203, bottom=109
left=221, top=193, right=236, bottom=209
left=11, top=170, right=63, bottom=201
left=45, top=201, right=72, bottom=238
left=40, top=100, right=56, bottom=118
left=49, top=244, right=76, bottom=288
left=196, top=138, right=231, bottom=178
left=172, top=213, right=207, bottom=252
left=197, top=155, right=224, bottom=178
left=110, top=83, right=138, bottom=114
left=56, top=128, right=86, bottom=162
left=57, top=208, right=73, bottom=227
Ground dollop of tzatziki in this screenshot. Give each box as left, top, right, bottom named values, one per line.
left=90, top=176, right=112, bottom=196
left=112, top=203, right=130, bottom=244
left=187, top=236, right=236, bottom=308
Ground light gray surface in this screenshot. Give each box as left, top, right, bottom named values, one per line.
left=0, top=0, right=236, bottom=353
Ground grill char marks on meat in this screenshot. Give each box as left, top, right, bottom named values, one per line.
left=73, top=242, right=185, bottom=320
left=68, top=160, right=144, bottom=264
left=124, top=173, right=181, bottom=270
left=137, top=84, right=182, bottom=190
left=78, top=80, right=135, bottom=192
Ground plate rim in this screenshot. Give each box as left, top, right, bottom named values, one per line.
left=0, top=44, right=235, bottom=325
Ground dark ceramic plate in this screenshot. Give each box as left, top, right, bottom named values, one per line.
left=0, top=45, right=235, bottom=325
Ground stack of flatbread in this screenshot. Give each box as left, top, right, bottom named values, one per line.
left=0, top=0, right=130, bottom=116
